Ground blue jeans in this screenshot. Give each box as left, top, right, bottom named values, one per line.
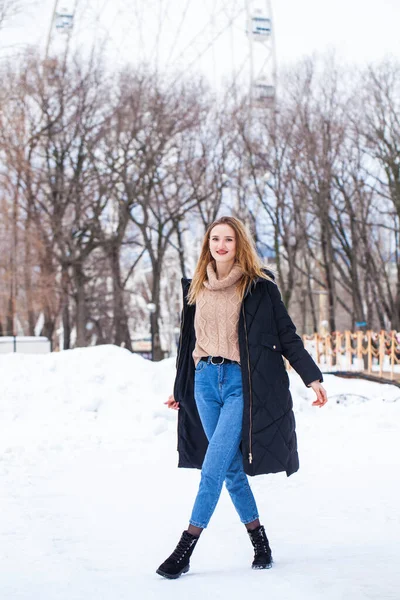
left=189, top=357, right=259, bottom=529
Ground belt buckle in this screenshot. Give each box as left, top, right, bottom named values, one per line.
left=211, top=356, right=224, bottom=365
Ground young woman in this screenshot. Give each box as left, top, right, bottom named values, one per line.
left=156, top=216, right=328, bottom=579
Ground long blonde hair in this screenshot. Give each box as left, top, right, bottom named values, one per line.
left=187, top=216, right=274, bottom=305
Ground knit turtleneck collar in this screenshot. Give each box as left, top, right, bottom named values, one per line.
left=204, top=261, right=243, bottom=291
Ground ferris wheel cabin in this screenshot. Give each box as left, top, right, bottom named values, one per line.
left=253, top=78, right=276, bottom=105
left=55, top=5, right=74, bottom=32
left=248, top=15, right=272, bottom=40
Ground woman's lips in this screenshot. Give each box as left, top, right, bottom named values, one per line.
left=217, top=251, right=228, bottom=254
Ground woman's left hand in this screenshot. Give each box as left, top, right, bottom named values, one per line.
left=310, top=381, right=328, bottom=407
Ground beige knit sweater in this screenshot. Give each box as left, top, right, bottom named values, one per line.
left=192, top=262, right=243, bottom=366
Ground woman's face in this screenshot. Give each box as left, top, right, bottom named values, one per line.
left=209, top=224, right=237, bottom=265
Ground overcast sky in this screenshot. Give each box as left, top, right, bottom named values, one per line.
left=1, top=0, right=399, bottom=82
left=276, top=0, right=400, bottom=64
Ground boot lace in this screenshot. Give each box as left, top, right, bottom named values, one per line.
left=171, top=534, right=195, bottom=562
left=252, top=530, right=270, bottom=556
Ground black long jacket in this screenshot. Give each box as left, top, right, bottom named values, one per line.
left=173, top=272, right=323, bottom=477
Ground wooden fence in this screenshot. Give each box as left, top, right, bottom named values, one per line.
left=301, top=331, right=400, bottom=380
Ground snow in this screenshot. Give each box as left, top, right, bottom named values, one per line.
left=0, top=345, right=398, bottom=600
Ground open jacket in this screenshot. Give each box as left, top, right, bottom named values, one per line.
left=173, top=271, right=323, bottom=477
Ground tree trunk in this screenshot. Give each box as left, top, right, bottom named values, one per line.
left=61, top=266, right=71, bottom=350
left=6, top=293, right=13, bottom=335
left=39, top=251, right=57, bottom=343
left=42, top=303, right=55, bottom=342
left=24, top=209, right=35, bottom=335
left=110, top=244, right=133, bottom=351
left=151, top=260, right=163, bottom=361
left=74, top=264, right=87, bottom=347
left=320, top=221, right=336, bottom=332
left=175, top=219, right=187, bottom=279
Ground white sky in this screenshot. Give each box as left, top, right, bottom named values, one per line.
left=276, top=0, right=400, bottom=64
left=1, top=0, right=399, bottom=86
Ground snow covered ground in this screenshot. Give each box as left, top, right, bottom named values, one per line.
left=0, top=345, right=399, bottom=600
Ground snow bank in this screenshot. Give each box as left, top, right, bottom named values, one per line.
left=0, top=345, right=179, bottom=446
left=1, top=345, right=399, bottom=418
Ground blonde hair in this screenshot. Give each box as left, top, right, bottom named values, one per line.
left=187, top=216, right=274, bottom=305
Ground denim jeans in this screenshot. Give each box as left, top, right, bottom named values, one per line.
left=189, top=357, right=259, bottom=529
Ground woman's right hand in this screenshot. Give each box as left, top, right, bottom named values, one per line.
left=164, top=394, right=180, bottom=410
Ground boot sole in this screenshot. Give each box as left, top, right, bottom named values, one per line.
left=156, top=564, right=190, bottom=579
left=252, top=556, right=273, bottom=569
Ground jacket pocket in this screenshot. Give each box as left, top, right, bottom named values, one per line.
left=261, top=333, right=283, bottom=353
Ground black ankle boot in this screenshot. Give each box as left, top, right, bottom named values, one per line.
left=156, top=530, right=200, bottom=579
left=248, top=525, right=273, bottom=569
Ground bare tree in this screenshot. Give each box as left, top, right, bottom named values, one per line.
left=0, top=51, right=111, bottom=346
left=359, top=59, right=400, bottom=328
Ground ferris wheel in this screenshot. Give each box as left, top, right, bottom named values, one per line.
left=246, top=0, right=277, bottom=107
left=45, top=0, right=277, bottom=108
left=45, top=0, right=77, bottom=58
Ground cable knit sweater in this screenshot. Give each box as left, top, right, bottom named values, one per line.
left=192, top=262, right=243, bottom=366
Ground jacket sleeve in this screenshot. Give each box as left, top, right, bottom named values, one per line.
left=267, top=281, right=323, bottom=387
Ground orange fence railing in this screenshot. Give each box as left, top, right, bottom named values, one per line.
left=301, top=331, right=400, bottom=381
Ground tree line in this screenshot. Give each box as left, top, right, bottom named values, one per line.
left=0, top=50, right=399, bottom=357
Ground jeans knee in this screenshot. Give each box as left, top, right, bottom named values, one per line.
left=225, top=479, right=236, bottom=495
left=225, top=468, right=250, bottom=492
left=200, top=470, right=221, bottom=490
left=225, top=472, right=241, bottom=492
